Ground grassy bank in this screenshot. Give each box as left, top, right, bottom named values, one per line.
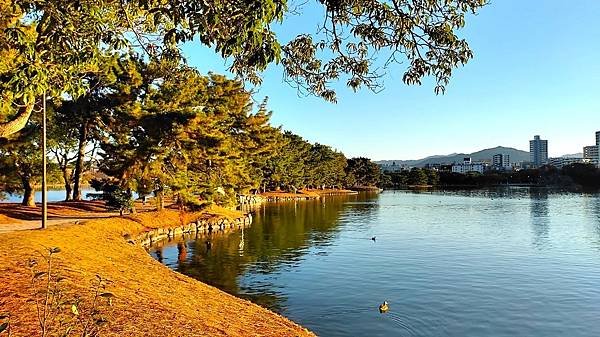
left=259, top=188, right=358, bottom=200
left=0, top=208, right=314, bottom=337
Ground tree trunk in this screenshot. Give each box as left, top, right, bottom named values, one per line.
left=63, top=168, right=72, bottom=201
left=21, top=177, right=35, bottom=207
left=155, top=189, right=164, bottom=211
left=72, top=121, right=89, bottom=201
left=128, top=188, right=136, bottom=214
left=0, top=103, right=34, bottom=138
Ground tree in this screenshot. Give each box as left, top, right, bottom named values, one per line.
left=346, top=157, right=382, bottom=187
left=0, top=0, right=129, bottom=137
left=306, top=144, right=347, bottom=189
left=562, top=164, right=600, bottom=190
left=95, top=63, right=284, bottom=209
left=0, top=125, right=41, bottom=206
left=47, top=105, right=79, bottom=201
left=408, top=168, right=429, bottom=186
left=56, top=54, right=145, bottom=200
left=263, top=132, right=312, bottom=191
left=426, top=169, right=440, bottom=186
left=1, top=0, right=488, bottom=137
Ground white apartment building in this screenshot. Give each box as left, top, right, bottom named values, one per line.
left=548, top=157, right=589, bottom=169
left=583, top=145, right=599, bottom=165
left=451, top=157, right=485, bottom=174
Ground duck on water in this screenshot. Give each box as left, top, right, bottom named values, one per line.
left=379, top=301, right=389, bottom=313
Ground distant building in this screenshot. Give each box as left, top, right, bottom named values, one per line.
left=529, top=135, right=548, bottom=168
left=583, top=145, right=599, bottom=166
left=451, top=157, right=485, bottom=174
left=424, top=163, right=441, bottom=171
left=597, top=131, right=600, bottom=168
left=548, top=157, right=589, bottom=169
left=379, top=162, right=407, bottom=172
left=492, top=154, right=511, bottom=170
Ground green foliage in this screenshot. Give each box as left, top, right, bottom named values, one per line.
left=345, top=157, right=382, bottom=187
left=408, top=168, right=429, bottom=186
left=89, top=179, right=134, bottom=216
left=387, top=168, right=439, bottom=187
left=1, top=0, right=487, bottom=137
left=0, top=121, right=41, bottom=205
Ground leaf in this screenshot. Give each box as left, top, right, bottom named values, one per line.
left=99, top=292, right=114, bottom=298
left=71, top=304, right=79, bottom=316
left=0, top=314, right=8, bottom=320
left=0, top=322, right=8, bottom=333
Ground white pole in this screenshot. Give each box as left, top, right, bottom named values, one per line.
left=42, top=94, right=47, bottom=229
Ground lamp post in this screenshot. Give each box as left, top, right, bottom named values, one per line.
left=41, top=94, right=47, bottom=229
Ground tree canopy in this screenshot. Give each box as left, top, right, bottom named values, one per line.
left=0, top=0, right=488, bottom=137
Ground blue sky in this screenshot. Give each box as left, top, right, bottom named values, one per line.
left=182, top=0, right=600, bottom=160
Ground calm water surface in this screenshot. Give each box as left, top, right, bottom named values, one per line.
left=151, top=189, right=600, bottom=337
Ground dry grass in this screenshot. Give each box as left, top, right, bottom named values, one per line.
left=0, top=209, right=315, bottom=337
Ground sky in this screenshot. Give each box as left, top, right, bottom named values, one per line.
left=181, top=0, right=600, bottom=161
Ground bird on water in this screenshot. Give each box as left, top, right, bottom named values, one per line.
left=371, top=236, right=376, bottom=241
left=379, top=301, right=389, bottom=313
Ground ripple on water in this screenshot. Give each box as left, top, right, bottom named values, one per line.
left=150, top=190, right=600, bottom=337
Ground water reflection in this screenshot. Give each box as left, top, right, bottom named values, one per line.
left=151, top=189, right=600, bottom=337
left=152, top=193, right=380, bottom=311
left=587, top=195, right=600, bottom=246
left=530, top=189, right=550, bottom=249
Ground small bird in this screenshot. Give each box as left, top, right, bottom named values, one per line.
left=379, top=301, right=389, bottom=313
left=371, top=236, right=376, bottom=242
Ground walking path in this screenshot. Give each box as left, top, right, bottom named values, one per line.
left=0, top=201, right=128, bottom=232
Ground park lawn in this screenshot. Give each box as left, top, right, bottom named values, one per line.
left=0, top=207, right=314, bottom=337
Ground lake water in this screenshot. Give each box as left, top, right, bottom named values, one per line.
left=0, top=189, right=95, bottom=203
left=150, top=189, right=600, bottom=337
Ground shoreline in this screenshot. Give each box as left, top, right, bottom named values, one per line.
left=0, top=207, right=315, bottom=337
left=257, top=188, right=362, bottom=202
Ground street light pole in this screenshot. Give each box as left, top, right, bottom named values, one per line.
left=42, top=93, right=47, bottom=229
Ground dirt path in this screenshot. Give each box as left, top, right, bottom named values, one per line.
left=0, top=201, right=134, bottom=232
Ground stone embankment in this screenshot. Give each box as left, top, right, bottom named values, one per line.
left=136, top=213, right=253, bottom=247
left=237, top=194, right=266, bottom=206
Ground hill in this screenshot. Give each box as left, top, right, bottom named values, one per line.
left=377, top=146, right=530, bottom=167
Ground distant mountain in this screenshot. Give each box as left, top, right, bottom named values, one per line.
left=377, top=146, right=530, bottom=167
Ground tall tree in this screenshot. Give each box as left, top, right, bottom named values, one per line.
left=346, top=157, right=382, bottom=187
left=47, top=104, right=79, bottom=201
left=0, top=124, right=41, bottom=206
left=57, top=55, right=144, bottom=200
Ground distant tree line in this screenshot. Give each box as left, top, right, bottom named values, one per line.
left=383, top=164, right=600, bottom=191
left=385, top=168, right=440, bottom=187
